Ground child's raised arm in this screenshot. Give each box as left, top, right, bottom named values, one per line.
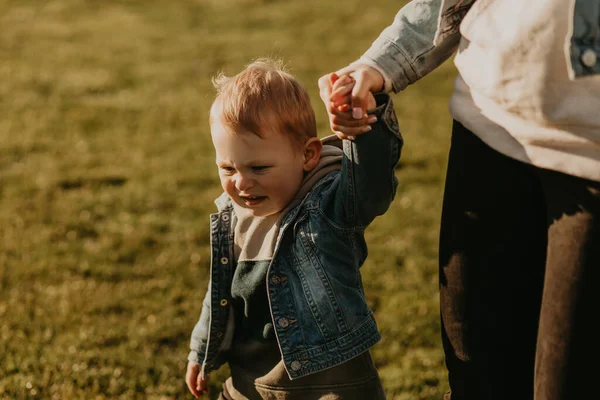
left=320, top=89, right=402, bottom=230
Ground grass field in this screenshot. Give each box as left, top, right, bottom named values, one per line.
left=0, top=0, right=459, bottom=398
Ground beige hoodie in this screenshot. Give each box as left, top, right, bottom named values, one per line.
left=450, top=0, right=600, bottom=181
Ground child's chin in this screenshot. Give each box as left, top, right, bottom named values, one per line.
left=234, top=199, right=280, bottom=217
left=244, top=205, right=280, bottom=217
left=247, top=208, right=275, bottom=217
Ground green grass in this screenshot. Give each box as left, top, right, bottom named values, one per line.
left=0, top=0, right=457, bottom=398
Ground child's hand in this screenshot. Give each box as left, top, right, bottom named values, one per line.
left=330, top=74, right=376, bottom=114
left=185, top=361, right=208, bottom=398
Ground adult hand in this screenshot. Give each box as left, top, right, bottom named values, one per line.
left=185, top=361, right=208, bottom=398
left=318, top=65, right=384, bottom=139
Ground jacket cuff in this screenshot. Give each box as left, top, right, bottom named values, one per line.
left=368, top=93, right=401, bottom=139
left=362, top=35, right=416, bottom=93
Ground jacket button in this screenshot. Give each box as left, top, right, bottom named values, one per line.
left=222, top=214, right=230, bottom=222
left=277, top=318, right=289, bottom=328
left=216, top=332, right=223, bottom=338
left=220, top=257, right=228, bottom=264
left=290, top=360, right=302, bottom=371
left=220, top=299, right=228, bottom=307
left=581, top=49, right=597, bottom=68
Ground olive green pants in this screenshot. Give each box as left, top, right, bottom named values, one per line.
left=218, top=351, right=385, bottom=400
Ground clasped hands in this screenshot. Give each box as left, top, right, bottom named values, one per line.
left=318, top=65, right=385, bottom=140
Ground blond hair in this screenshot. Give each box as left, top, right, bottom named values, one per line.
left=210, top=58, right=317, bottom=146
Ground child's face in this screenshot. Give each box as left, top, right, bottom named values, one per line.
left=210, top=116, right=307, bottom=217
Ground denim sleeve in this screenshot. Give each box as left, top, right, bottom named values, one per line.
left=323, top=93, right=402, bottom=228
left=188, top=288, right=211, bottom=364
left=362, top=0, right=461, bottom=92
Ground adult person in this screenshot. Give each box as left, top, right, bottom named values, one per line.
left=318, top=1, right=600, bottom=399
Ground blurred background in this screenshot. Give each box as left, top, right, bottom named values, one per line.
left=0, top=0, right=459, bottom=398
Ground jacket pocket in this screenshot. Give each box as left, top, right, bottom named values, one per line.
left=293, top=218, right=349, bottom=339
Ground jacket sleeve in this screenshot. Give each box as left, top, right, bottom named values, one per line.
left=187, top=287, right=211, bottom=365
left=362, top=0, right=463, bottom=92
left=322, top=93, right=402, bottom=229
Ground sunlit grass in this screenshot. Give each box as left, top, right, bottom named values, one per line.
left=1, top=0, right=456, bottom=398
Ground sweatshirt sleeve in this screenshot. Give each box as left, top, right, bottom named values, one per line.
left=188, top=288, right=211, bottom=365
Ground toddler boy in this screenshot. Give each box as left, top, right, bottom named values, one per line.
left=186, top=59, right=402, bottom=399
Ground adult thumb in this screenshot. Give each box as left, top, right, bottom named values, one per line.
left=351, top=77, right=371, bottom=120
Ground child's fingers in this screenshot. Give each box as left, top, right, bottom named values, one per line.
left=329, top=104, right=376, bottom=124
left=331, top=74, right=352, bottom=91
left=185, top=362, right=206, bottom=398
left=330, top=85, right=353, bottom=104
left=330, top=76, right=354, bottom=102
left=338, top=104, right=350, bottom=112
left=197, top=374, right=209, bottom=394
left=185, top=369, right=201, bottom=398
left=186, top=381, right=200, bottom=398
left=329, top=72, right=340, bottom=86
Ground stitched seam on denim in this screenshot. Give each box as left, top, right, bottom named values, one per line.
left=254, top=374, right=381, bottom=391
left=346, top=140, right=357, bottom=226
left=285, top=314, right=378, bottom=360
left=388, top=139, right=400, bottom=205
left=287, top=332, right=381, bottom=379
left=306, top=220, right=348, bottom=331
left=204, top=212, right=233, bottom=369
left=316, top=208, right=355, bottom=233
left=202, top=215, right=219, bottom=369
left=291, top=248, right=332, bottom=340
left=297, top=223, right=348, bottom=333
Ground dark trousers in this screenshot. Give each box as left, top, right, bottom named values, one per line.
left=439, top=121, right=600, bottom=400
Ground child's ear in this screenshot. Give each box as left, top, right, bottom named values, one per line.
left=302, top=138, right=322, bottom=172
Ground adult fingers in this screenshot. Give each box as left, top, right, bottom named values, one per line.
left=350, top=66, right=385, bottom=119
left=318, top=72, right=339, bottom=107
left=329, top=107, right=374, bottom=128
left=334, top=65, right=356, bottom=78
left=350, top=75, right=373, bottom=120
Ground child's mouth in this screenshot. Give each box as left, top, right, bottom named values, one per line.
left=240, top=195, right=267, bottom=207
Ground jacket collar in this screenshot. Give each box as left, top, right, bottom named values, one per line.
left=214, top=192, right=233, bottom=212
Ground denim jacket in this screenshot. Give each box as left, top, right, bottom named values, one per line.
left=188, top=93, right=403, bottom=380
left=362, top=0, right=600, bottom=92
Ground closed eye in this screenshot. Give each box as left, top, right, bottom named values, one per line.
left=251, top=166, right=270, bottom=173
left=220, top=166, right=235, bottom=174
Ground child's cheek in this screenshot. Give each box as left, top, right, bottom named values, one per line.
left=221, top=177, right=233, bottom=193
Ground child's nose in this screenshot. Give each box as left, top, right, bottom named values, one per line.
left=235, top=174, right=255, bottom=191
